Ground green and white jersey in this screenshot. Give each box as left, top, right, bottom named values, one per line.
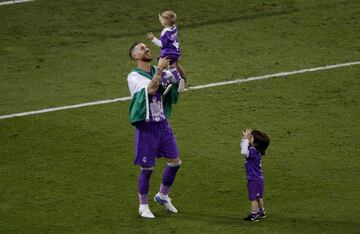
left=127, top=65, right=179, bottom=125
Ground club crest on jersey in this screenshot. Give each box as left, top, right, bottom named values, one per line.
left=150, top=96, right=165, bottom=121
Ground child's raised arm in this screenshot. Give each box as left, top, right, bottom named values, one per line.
left=240, top=139, right=249, bottom=156
left=240, top=129, right=252, bottom=156
left=146, top=32, right=163, bottom=47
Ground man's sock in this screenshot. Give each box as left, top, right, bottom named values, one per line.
left=159, top=161, right=181, bottom=196
left=138, top=167, right=153, bottom=204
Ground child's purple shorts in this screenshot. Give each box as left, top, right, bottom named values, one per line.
left=247, top=180, right=264, bottom=201
left=158, top=54, right=180, bottom=65
left=134, top=120, right=179, bottom=167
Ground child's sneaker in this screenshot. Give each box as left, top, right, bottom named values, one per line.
left=162, top=68, right=185, bottom=95
left=258, top=210, right=266, bottom=219
left=162, top=84, right=173, bottom=96
left=243, top=212, right=259, bottom=222
left=154, top=192, right=178, bottom=213
left=177, top=78, right=185, bottom=92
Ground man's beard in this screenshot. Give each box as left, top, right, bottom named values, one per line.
left=141, top=56, right=152, bottom=62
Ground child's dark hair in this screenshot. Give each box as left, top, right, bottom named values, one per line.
left=251, top=130, right=270, bottom=155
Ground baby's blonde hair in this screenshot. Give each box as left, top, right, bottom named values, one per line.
left=159, top=10, right=177, bottom=26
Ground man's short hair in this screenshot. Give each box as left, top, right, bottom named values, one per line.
left=129, top=42, right=140, bottom=60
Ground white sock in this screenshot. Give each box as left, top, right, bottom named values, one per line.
left=159, top=192, right=169, bottom=199
left=139, top=204, right=149, bottom=209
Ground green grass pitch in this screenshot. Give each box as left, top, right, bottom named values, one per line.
left=1, top=0, right=360, bottom=233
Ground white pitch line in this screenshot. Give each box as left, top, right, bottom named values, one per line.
left=1, top=61, right=360, bottom=120
left=0, top=0, right=33, bottom=6
left=0, top=96, right=132, bottom=120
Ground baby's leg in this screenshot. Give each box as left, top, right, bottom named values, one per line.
left=175, top=61, right=187, bottom=82
left=169, top=67, right=181, bottom=83
left=167, top=60, right=185, bottom=93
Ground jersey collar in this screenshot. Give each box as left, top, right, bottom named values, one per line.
left=132, top=65, right=157, bottom=79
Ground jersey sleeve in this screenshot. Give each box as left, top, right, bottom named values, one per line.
left=240, top=139, right=249, bottom=156
left=151, top=37, right=163, bottom=47
left=127, top=72, right=150, bottom=98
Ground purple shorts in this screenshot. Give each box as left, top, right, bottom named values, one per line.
left=134, top=120, right=179, bottom=167
left=158, top=54, right=180, bottom=65
left=247, top=180, right=264, bottom=201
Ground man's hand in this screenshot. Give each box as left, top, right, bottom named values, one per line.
left=146, top=32, right=155, bottom=40
left=157, top=57, right=170, bottom=71
left=243, top=129, right=252, bottom=140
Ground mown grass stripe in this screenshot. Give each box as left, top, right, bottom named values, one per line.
left=1, top=61, right=359, bottom=120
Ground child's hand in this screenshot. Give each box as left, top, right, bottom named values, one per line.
left=146, top=32, right=155, bottom=40
left=242, top=129, right=252, bottom=140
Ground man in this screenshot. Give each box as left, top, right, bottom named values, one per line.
left=127, top=42, right=182, bottom=218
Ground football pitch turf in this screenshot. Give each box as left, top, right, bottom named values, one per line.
left=1, top=0, right=360, bottom=233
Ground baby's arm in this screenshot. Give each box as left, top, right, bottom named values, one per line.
left=146, top=32, right=163, bottom=47
left=151, top=37, right=163, bottom=47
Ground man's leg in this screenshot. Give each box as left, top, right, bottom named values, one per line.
left=160, top=158, right=181, bottom=196
left=138, top=166, right=155, bottom=218
left=155, top=121, right=181, bottom=213
left=138, top=166, right=153, bottom=204
left=134, top=126, right=158, bottom=219
left=154, top=158, right=181, bottom=213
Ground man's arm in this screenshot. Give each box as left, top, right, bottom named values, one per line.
left=147, top=57, right=169, bottom=95
left=147, top=69, right=162, bottom=95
